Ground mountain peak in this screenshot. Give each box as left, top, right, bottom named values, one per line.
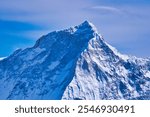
left=80, top=20, right=92, bottom=26
left=75, top=20, right=98, bottom=33
left=34, top=21, right=99, bottom=49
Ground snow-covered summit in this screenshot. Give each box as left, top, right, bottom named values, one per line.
left=34, top=21, right=97, bottom=48
left=75, top=20, right=98, bottom=32
left=0, top=21, right=149, bottom=100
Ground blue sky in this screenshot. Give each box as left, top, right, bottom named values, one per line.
left=0, top=0, right=150, bottom=58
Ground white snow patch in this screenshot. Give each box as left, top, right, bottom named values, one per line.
left=91, top=55, right=112, bottom=74
left=116, top=66, right=128, bottom=77
left=34, top=47, right=46, bottom=53
left=106, top=43, right=129, bottom=61
left=132, top=90, right=139, bottom=98
left=25, top=48, right=46, bottom=61
left=145, top=71, right=150, bottom=78
left=48, top=61, right=60, bottom=70
left=88, top=21, right=99, bottom=34
left=30, top=55, right=48, bottom=66
left=129, top=56, right=149, bottom=66
left=0, top=57, right=6, bottom=61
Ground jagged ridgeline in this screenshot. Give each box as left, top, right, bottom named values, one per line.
left=0, top=21, right=150, bottom=100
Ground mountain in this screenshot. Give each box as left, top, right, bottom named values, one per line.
left=0, top=21, right=150, bottom=100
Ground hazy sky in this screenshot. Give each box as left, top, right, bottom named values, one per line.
left=0, top=0, right=150, bottom=58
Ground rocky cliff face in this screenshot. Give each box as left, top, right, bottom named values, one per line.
left=0, top=21, right=150, bottom=100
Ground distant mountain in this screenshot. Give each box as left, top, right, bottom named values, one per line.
left=0, top=21, right=150, bottom=100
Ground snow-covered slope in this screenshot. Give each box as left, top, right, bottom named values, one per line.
left=0, top=57, right=6, bottom=61
left=0, top=21, right=150, bottom=100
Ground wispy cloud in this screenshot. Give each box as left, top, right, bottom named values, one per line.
left=91, top=6, right=122, bottom=14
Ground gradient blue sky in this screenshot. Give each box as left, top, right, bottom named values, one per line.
left=0, top=0, right=150, bottom=58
